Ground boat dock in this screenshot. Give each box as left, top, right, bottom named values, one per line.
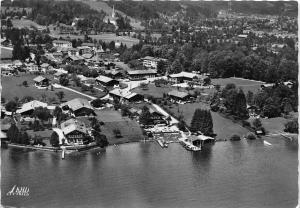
left=156, top=138, right=168, bottom=148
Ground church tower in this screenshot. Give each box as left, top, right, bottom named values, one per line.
left=112, top=5, right=115, bottom=18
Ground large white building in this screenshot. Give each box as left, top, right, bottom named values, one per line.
left=142, top=56, right=167, bottom=69
left=53, top=40, right=72, bottom=48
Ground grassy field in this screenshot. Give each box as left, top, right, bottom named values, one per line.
left=12, top=19, right=46, bottom=30
left=248, top=115, right=297, bottom=135
left=1, top=74, right=90, bottom=103
left=132, top=84, right=174, bottom=98
left=212, top=77, right=265, bottom=93
left=50, top=33, right=139, bottom=47
left=1, top=47, right=13, bottom=60
left=132, top=83, right=213, bottom=99
left=95, top=109, right=144, bottom=145
left=165, top=102, right=250, bottom=140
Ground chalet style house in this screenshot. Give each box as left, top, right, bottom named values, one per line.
left=61, top=98, right=95, bottom=117
left=95, top=75, right=119, bottom=87
left=60, top=118, right=89, bottom=145
left=127, top=69, right=157, bottom=80
left=109, top=89, right=144, bottom=102
left=168, top=90, right=190, bottom=101
left=16, top=100, right=48, bottom=116
left=33, top=76, right=50, bottom=88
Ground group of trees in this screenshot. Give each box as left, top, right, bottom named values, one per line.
left=139, top=106, right=152, bottom=126
left=64, top=65, right=98, bottom=78
left=7, top=124, right=31, bottom=145
left=190, top=108, right=214, bottom=136
left=211, top=83, right=249, bottom=120
left=119, top=38, right=297, bottom=83
left=253, top=84, right=297, bottom=118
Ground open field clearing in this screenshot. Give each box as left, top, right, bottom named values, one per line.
left=165, top=102, right=250, bottom=140
left=1, top=74, right=89, bottom=102
left=95, top=109, right=144, bottom=144
left=212, top=77, right=265, bottom=93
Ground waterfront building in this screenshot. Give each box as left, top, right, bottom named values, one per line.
left=60, top=118, right=89, bottom=145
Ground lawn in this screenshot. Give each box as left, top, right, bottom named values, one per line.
left=132, top=84, right=174, bottom=98
left=211, top=77, right=265, bottom=93
left=95, top=109, right=144, bottom=144
left=1, top=74, right=90, bottom=103
left=165, top=102, right=250, bottom=140
left=12, top=19, right=46, bottom=30
left=1, top=47, right=13, bottom=60
left=248, top=116, right=297, bottom=135
left=132, top=83, right=214, bottom=100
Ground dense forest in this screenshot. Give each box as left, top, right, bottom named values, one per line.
left=2, top=0, right=107, bottom=26
left=108, top=1, right=298, bottom=22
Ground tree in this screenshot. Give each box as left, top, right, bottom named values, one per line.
left=233, top=88, right=249, bottom=119
left=7, top=124, right=20, bottom=143
left=5, top=100, right=18, bottom=112
left=284, top=119, right=298, bottom=133
left=139, top=106, right=152, bottom=126
left=93, top=130, right=109, bottom=147
left=121, top=105, right=131, bottom=117
left=90, top=117, right=101, bottom=132
left=190, top=109, right=213, bottom=136
left=171, top=59, right=182, bottom=73
left=56, top=91, right=65, bottom=103
left=20, top=132, right=30, bottom=145
left=246, top=91, right=254, bottom=105
left=50, top=132, right=60, bottom=147
left=59, top=76, right=69, bottom=86
left=252, top=118, right=262, bottom=129
left=91, top=98, right=105, bottom=108
left=33, top=107, right=52, bottom=122
left=157, top=60, right=167, bottom=75
left=22, top=80, right=28, bottom=87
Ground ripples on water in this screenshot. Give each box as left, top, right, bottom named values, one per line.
left=1, top=138, right=298, bottom=208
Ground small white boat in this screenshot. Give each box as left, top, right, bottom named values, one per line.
left=263, top=140, right=272, bottom=146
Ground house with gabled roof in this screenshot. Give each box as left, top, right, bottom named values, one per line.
left=168, top=90, right=190, bottom=101
left=95, top=75, right=119, bottom=87
left=109, top=89, right=144, bottom=102
left=16, top=100, right=48, bottom=116
left=61, top=98, right=95, bottom=117
left=33, top=76, right=50, bottom=88
left=59, top=118, right=90, bottom=145
left=127, top=69, right=157, bottom=80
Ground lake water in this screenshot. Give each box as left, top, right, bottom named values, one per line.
left=1, top=137, right=298, bottom=208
